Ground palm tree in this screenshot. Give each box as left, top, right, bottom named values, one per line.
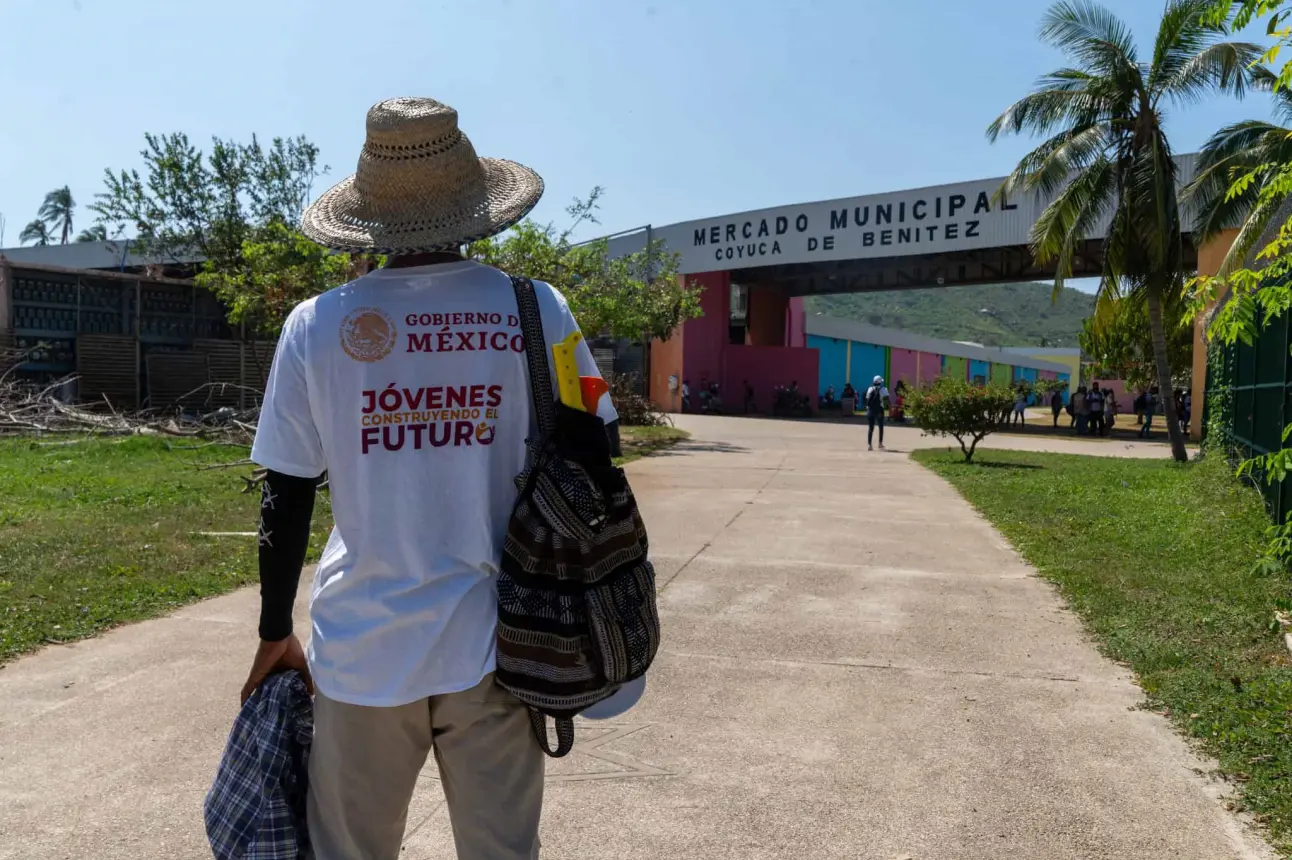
left=988, top=0, right=1260, bottom=462
left=38, top=186, right=75, bottom=245
left=18, top=219, right=53, bottom=246
left=1182, top=66, right=1292, bottom=277
left=76, top=224, right=108, bottom=243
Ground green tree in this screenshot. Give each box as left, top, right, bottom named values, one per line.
left=1079, top=296, right=1193, bottom=389
left=469, top=189, right=703, bottom=343
left=195, top=222, right=359, bottom=337
left=76, top=224, right=108, bottom=243
left=90, top=131, right=335, bottom=334
left=90, top=132, right=326, bottom=272
left=1183, top=66, right=1292, bottom=275
left=987, top=0, right=1259, bottom=462
left=38, top=186, right=75, bottom=244
left=18, top=219, right=52, bottom=246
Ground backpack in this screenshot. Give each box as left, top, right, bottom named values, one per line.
left=495, top=277, right=661, bottom=758
left=867, top=386, right=883, bottom=411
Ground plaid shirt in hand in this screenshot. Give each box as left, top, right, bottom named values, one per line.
left=204, top=671, right=313, bottom=860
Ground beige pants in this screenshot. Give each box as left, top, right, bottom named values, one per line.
left=308, top=673, right=544, bottom=860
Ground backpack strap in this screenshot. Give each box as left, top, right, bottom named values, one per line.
left=528, top=707, right=575, bottom=758
left=509, top=275, right=576, bottom=759
left=511, top=276, right=556, bottom=436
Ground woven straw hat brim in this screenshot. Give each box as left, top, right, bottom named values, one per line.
left=301, top=157, right=543, bottom=254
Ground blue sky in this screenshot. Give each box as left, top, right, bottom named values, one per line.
left=0, top=0, right=1275, bottom=260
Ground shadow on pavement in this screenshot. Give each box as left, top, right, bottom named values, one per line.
left=661, top=440, right=749, bottom=456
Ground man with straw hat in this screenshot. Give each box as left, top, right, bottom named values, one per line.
left=241, top=97, right=616, bottom=859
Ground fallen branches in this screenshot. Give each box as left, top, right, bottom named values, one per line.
left=1, top=348, right=263, bottom=447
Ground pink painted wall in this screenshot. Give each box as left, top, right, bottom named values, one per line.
left=1040, top=370, right=1057, bottom=380
left=1092, top=378, right=1136, bottom=413
left=723, top=345, right=820, bottom=413
left=681, top=271, right=730, bottom=390
left=889, top=348, right=918, bottom=388
left=786, top=296, right=806, bottom=348
left=916, top=351, right=942, bottom=386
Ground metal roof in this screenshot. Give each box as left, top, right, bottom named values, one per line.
left=0, top=241, right=202, bottom=271
left=805, top=314, right=1072, bottom=374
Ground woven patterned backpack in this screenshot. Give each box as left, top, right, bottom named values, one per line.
left=495, top=276, right=661, bottom=758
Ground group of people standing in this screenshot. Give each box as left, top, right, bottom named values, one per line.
left=1067, top=383, right=1118, bottom=436
left=1065, top=384, right=1190, bottom=438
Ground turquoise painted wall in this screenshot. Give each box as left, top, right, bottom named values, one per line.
left=807, top=335, right=848, bottom=395
left=850, top=343, right=887, bottom=388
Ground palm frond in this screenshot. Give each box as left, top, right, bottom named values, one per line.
left=76, top=224, right=108, bottom=243
left=1040, top=0, right=1138, bottom=70
left=1183, top=119, right=1292, bottom=238
left=18, top=219, right=51, bottom=246
left=1123, top=134, right=1183, bottom=278
left=987, top=87, right=1108, bottom=141
left=1158, top=39, right=1264, bottom=103
left=1026, top=155, right=1117, bottom=291
left=1149, top=0, right=1223, bottom=86
left=1001, top=124, right=1109, bottom=201
left=1216, top=190, right=1290, bottom=278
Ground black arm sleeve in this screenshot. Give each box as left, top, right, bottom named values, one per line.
left=257, top=470, right=320, bottom=641
left=605, top=419, right=622, bottom=459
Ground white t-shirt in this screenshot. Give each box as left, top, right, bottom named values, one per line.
left=251, top=260, right=616, bottom=707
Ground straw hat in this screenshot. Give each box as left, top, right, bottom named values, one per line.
left=301, top=97, right=544, bottom=254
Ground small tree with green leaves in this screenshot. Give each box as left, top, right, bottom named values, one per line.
left=908, top=377, right=1017, bottom=462
left=1080, top=296, right=1193, bottom=390
left=194, top=222, right=368, bottom=337
left=1033, top=378, right=1069, bottom=400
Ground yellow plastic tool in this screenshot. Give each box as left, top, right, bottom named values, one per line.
left=551, top=330, right=610, bottom=414
left=552, top=330, right=588, bottom=412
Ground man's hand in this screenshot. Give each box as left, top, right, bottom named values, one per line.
left=240, top=634, right=313, bottom=704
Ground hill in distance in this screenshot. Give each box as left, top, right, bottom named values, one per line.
left=804, top=282, right=1094, bottom=349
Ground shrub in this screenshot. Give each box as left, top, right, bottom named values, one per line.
left=907, top=378, right=1015, bottom=462
left=607, top=373, right=671, bottom=427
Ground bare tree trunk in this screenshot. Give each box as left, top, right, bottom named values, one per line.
left=1147, top=287, right=1189, bottom=462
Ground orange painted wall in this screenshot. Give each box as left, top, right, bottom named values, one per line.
left=650, top=328, right=685, bottom=412
left=747, top=285, right=788, bottom=347
left=1194, top=229, right=1239, bottom=434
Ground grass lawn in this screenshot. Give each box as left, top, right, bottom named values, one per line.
left=0, top=425, right=686, bottom=664
left=0, top=436, right=331, bottom=663
left=914, top=447, right=1292, bottom=851
left=616, top=425, right=689, bottom=465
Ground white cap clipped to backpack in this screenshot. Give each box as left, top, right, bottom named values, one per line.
left=579, top=675, right=647, bottom=720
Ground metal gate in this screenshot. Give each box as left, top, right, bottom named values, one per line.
left=1210, top=306, right=1292, bottom=521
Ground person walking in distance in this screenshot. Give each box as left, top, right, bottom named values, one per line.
left=1050, top=387, right=1064, bottom=429
left=865, top=375, right=889, bottom=450
left=1139, top=385, right=1159, bottom=438
left=242, top=98, right=618, bottom=860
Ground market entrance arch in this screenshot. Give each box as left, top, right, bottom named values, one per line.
left=596, top=154, right=1218, bottom=412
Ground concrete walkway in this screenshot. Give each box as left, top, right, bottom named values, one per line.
left=0, top=416, right=1268, bottom=859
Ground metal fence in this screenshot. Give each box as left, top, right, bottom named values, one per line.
left=1209, top=306, right=1292, bottom=522
left=2, top=262, right=271, bottom=410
